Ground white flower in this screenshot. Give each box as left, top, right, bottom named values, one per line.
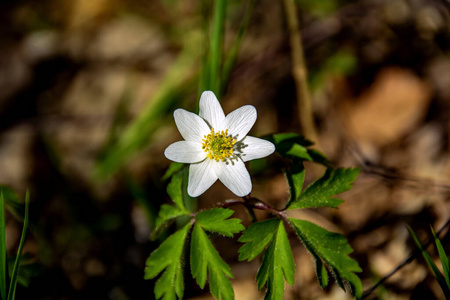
left=164, top=91, right=275, bottom=197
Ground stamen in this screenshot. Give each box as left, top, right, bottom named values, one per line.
left=201, top=128, right=237, bottom=161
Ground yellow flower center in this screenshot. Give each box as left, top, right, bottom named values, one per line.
left=202, top=128, right=237, bottom=161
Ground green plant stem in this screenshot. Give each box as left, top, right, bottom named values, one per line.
left=7, top=191, right=29, bottom=300
left=283, top=0, right=320, bottom=149
left=245, top=204, right=258, bottom=224
left=0, top=192, right=6, bottom=300
left=208, top=0, right=227, bottom=94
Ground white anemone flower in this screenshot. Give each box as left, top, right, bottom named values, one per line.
left=164, top=91, right=275, bottom=197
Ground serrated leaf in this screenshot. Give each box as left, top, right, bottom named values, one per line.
left=285, top=163, right=305, bottom=209
left=289, top=218, right=362, bottom=298
left=191, top=223, right=234, bottom=300
left=196, top=208, right=244, bottom=237
left=314, top=256, right=329, bottom=288
left=408, top=226, right=450, bottom=298
left=288, top=168, right=360, bottom=210
left=431, top=227, right=450, bottom=290
left=267, top=133, right=314, bottom=161
left=238, top=219, right=280, bottom=261
left=307, top=149, right=332, bottom=167
left=285, top=143, right=312, bottom=161
left=167, top=172, right=186, bottom=210
left=145, top=223, right=191, bottom=300
left=153, top=204, right=188, bottom=234
left=272, top=134, right=312, bottom=161
left=256, top=220, right=295, bottom=300
left=266, top=133, right=332, bottom=165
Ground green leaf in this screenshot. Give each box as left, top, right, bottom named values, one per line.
left=289, top=218, right=362, bottom=298
left=285, top=143, right=312, bottom=161
left=162, top=162, right=185, bottom=181
left=269, top=133, right=313, bottom=161
left=408, top=226, right=450, bottom=298
left=167, top=172, right=187, bottom=211
left=287, top=168, right=360, bottom=210
left=8, top=191, right=30, bottom=300
left=307, top=149, right=332, bottom=167
left=271, top=133, right=313, bottom=147
left=310, top=51, right=357, bottom=91
left=266, top=133, right=331, bottom=165
left=145, top=223, right=191, bottom=300
left=1, top=192, right=7, bottom=300
left=196, top=208, right=245, bottom=237
left=314, top=257, right=329, bottom=288
left=238, top=219, right=280, bottom=261
left=191, top=223, right=234, bottom=300
left=153, top=205, right=188, bottom=235
left=285, top=163, right=305, bottom=209
left=431, top=227, right=450, bottom=290
left=152, top=172, right=190, bottom=239
left=256, top=220, right=295, bottom=300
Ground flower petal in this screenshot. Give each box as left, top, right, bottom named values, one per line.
left=236, top=136, right=275, bottom=162
left=216, top=159, right=252, bottom=197
left=224, top=105, right=257, bottom=141
left=164, top=141, right=206, bottom=163
left=199, top=91, right=225, bottom=129
left=188, top=159, right=218, bottom=197
left=174, top=109, right=211, bottom=142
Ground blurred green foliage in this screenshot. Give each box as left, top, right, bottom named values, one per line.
left=296, top=0, right=338, bottom=16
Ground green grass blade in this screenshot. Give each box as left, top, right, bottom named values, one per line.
left=0, top=192, right=7, bottom=300
left=7, top=191, right=29, bottom=300
left=407, top=226, right=450, bottom=298
left=220, top=0, right=256, bottom=95
left=207, top=0, right=227, bottom=95
left=199, top=0, right=210, bottom=94
left=431, top=227, right=450, bottom=290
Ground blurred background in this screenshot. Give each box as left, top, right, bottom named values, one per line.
left=1, top=0, right=450, bottom=299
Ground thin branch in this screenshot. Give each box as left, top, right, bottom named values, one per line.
left=348, top=141, right=450, bottom=194
left=217, top=196, right=285, bottom=220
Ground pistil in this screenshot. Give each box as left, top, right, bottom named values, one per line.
left=202, top=128, right=237, bottom=161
